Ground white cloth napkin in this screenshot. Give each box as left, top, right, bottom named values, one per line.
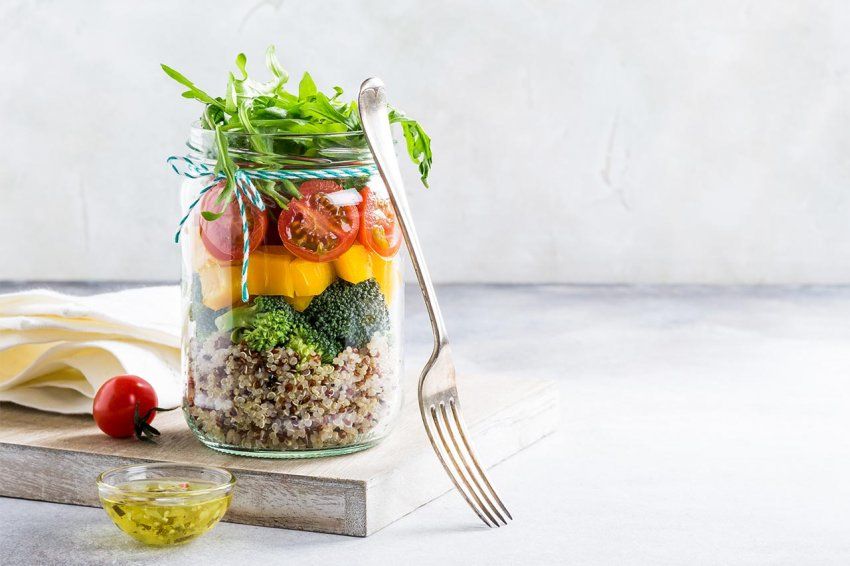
left=0, top=286, right=182, bottom=414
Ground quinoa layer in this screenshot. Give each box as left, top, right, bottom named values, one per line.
left=186, top=332, right=398, bottom=451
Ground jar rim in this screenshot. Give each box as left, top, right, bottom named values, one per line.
left=189, top=123, right=368, bottom=140
left=186, top=123, right=373, bottom=168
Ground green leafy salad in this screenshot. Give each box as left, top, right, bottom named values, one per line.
left=162, top=46, right=433, bottom=218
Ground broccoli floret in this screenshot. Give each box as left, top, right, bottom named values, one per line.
left=287, top=312, right=343, bottom=364
left=214, top=295, right=291, bottom=333
left=208, top=287, right=386, bottom=360
left=304, top=278, right=390, bottom=349
left=254, top=295, right=290, bottom=312
left=242, top=308, right=298, bottom=352
left=214, top=295, right=298, bottom=352
left=286, top=333, right=317, bottom=362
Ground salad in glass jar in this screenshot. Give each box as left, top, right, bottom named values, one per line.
left=164, top=47, right=432, bottom=458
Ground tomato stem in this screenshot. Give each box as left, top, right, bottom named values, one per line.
left=133, top=403, right=179, bottom=442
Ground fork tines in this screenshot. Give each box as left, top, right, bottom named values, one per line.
left=423, top=397, right=513, bottom=527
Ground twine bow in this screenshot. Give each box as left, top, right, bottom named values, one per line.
left=168, top=156, right=377, bottom=303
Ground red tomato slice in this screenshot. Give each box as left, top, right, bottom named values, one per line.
left=199, top=182, right=268, bottom=262
left=358, top=186, right=402, bottom=257
left=277, top=180, right=360, bottom=262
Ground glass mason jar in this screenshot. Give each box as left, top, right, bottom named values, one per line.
left=178, top=127, right=404, bottom=458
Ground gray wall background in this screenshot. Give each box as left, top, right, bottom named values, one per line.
left=1, top=1, right=848, bottom=283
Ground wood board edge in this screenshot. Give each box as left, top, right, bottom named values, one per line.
left=0, top=443, right=368, bottom=536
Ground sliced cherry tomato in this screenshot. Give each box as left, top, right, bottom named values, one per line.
left=199, top=182, right=268, bottom=262
left=277, top=179, right=360, bottom=262
left=93, top=375, right=158, bottom=439
left=358, top=186, right=402, bottom=257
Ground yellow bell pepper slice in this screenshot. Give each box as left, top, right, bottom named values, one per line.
left=371, top=252, right=400, bottom=305
left=247, top=246, right=295, bottom=297
left=285, top=295, right=315, bottom=312
left=333, top=244, right=373, bottom=284
left=198, top=261, right=242, bottom=311
left=290, top=258, right=336, bottom=297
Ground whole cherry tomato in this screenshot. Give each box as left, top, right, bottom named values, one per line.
left=92, top=375, right=158, bottom=439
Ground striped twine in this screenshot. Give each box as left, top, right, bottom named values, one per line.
left=169, top=155, right=376, bottom=302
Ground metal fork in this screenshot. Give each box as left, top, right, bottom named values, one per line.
left=358, top=78, right=513, bottom=527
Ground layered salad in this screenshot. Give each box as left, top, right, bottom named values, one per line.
left=187, top=237, right=402, bottom=452
left=165, top=46, right=430, bottom=454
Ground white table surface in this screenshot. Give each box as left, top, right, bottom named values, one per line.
left=2, top=284, right=849, bottom=565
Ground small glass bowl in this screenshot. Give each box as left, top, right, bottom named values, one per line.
left=96, top=463, right=235, bottom=546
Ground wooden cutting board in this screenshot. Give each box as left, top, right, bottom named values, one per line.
left=0, top=374, right=558, bottom=536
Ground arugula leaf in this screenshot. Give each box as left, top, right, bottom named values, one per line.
left=235, top=53, right=248, bottom=80
left=161, top=64, right=222, bottom=108
left=237, top=101, right=265, bottom=149
left=224, top=73, right=239, bottom=115
left=162, top=45, right=434, bottom=190
left=301, top=92, right=356, bottom=128
left=201, top=125, right=237, bottom=221
left=401, top=121, right=432, bottom=188
left=247, top=119, right=347, bottom=134
left=265, top=45, right=289, bottom=87
left=298, top=72, right=317, bottom=100
left=281, top=179, right=301, bottom=199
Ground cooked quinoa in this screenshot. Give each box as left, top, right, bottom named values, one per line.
left=185, top=331, right=399, bottom=451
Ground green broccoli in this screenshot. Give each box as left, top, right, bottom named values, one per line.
left=214, top=295, right=290, bottom=333
left=209, top=282, right=388, bottom=359
left=286, top=333, right=317, bottom=362
left=304, top=278, right=390, bottom=349
left=212, top=295, right=340, bottom=359
left=287, top=312, right=343, bottom=364
left=242, top=308, right=297, bottom=352
left=213, top=295, right=297, bottom=351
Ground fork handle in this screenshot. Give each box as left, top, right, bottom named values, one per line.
left=358, top=78, right=448, bottom=350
